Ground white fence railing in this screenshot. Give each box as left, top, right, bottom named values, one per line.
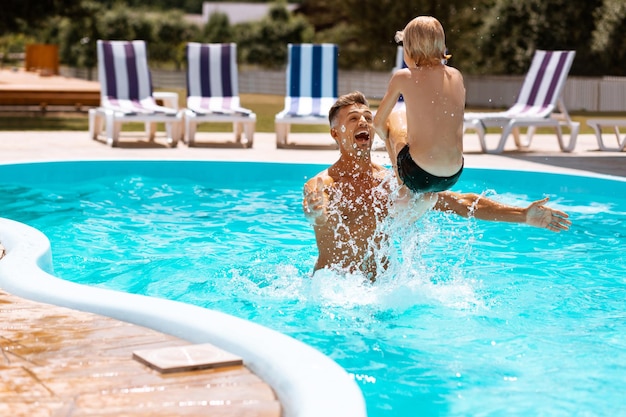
left=61, top=67, right=626, bottom=112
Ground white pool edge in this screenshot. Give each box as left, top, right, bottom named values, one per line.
left=0, top=217, right=367, bottom=417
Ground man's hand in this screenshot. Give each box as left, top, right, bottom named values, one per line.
left=303, top=177, right=329, bottom=226
left=525, top=197, right=571, bottom=232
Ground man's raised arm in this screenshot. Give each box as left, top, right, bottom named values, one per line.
left=434, top=191, right=571, bottom=233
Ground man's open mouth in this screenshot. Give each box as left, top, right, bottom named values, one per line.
left=355, top=131, right=370, bottom=142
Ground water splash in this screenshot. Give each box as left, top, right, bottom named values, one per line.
left=223, top=176, right=487, bottom=317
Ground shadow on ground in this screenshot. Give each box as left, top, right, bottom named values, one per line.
left=504, top=154, right=626, bottom=178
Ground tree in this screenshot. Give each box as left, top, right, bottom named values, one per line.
left=150, top=11, right=199, bottom=69
left=591, top=0, right=626, bottom=76
left=3, top=0, right=624, bottom=76
left=201, top=12, right=233, bottom=43
left=96, top=6, right=145, bottom=41
left=89, top=0, right=205, bottom=13
left=1, top=0, right=84, bottom=36
left=298, top=0, right=475, bottom=71
left=474, top=0, right=604, bottom=76
left=54, top=1, right=102, bottom=78
left=237, top=1, right=314, bottom=68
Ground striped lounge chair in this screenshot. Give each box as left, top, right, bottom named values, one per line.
left=464, top=50, right=579, bottom=153
left=586, top=118, right=626, bottom=152
left=391, top=45, right=408, bottom=110
left=274, top=43, right=338, bottom=148
left=88, top=40, right=183, bottom=147
left=184, top=42, right=256, bottom=147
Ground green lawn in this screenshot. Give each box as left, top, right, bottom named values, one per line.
left=0, top=92, right=624, bottom=134
left=0, top=93, right=329, bottom=133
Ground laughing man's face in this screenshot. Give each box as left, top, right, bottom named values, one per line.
left=332, top=104, right=374, bottom=154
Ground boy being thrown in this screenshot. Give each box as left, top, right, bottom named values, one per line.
left=374, top=16, right=465, bottom=213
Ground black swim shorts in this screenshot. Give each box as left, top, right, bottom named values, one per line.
left=397, top=144, right=463, bottom=193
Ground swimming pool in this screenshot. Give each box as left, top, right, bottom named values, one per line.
left=1, top=160, right=626, bottom=417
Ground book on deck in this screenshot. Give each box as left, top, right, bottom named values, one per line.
left=132, top=343, right=243, bottom=374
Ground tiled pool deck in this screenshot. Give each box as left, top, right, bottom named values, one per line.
left=0, top=289, right=280, bottom=417
left=0, top=130, right=624, bottom=177
left=0, top=129, right=624, bottom=417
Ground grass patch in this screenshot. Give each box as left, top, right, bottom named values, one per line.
left=0, top=115, right=88, bottom=131
left=0, top=93, right=329, bottom=133
left=0, top=94, right=624, bottom=134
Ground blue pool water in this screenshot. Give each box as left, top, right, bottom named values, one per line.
left=2, top=160, right=626, bottom=416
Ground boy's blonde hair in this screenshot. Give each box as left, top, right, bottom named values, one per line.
left=395, top=16, right=451, bottom=67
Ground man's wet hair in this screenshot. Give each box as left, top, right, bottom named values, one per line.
left=328, top=91, right=369, bottom=127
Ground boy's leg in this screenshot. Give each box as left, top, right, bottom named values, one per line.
left=386, top=108, right=409, bottom=157
left=385, top=109, right=436, bottom=221
left=384, top=108, right=409, bottom=186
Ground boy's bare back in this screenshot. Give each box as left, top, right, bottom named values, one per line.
left=394, top=63, right=465, bottom=176
left=374, top=15, right=466, bottom=189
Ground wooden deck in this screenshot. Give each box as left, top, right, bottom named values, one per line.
left=0, top=288, right=281, bottom=417
left=0, top=68, right=100, bottom=110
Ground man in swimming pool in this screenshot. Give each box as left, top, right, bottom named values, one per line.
left=303, top=91, right=571, bottom=279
